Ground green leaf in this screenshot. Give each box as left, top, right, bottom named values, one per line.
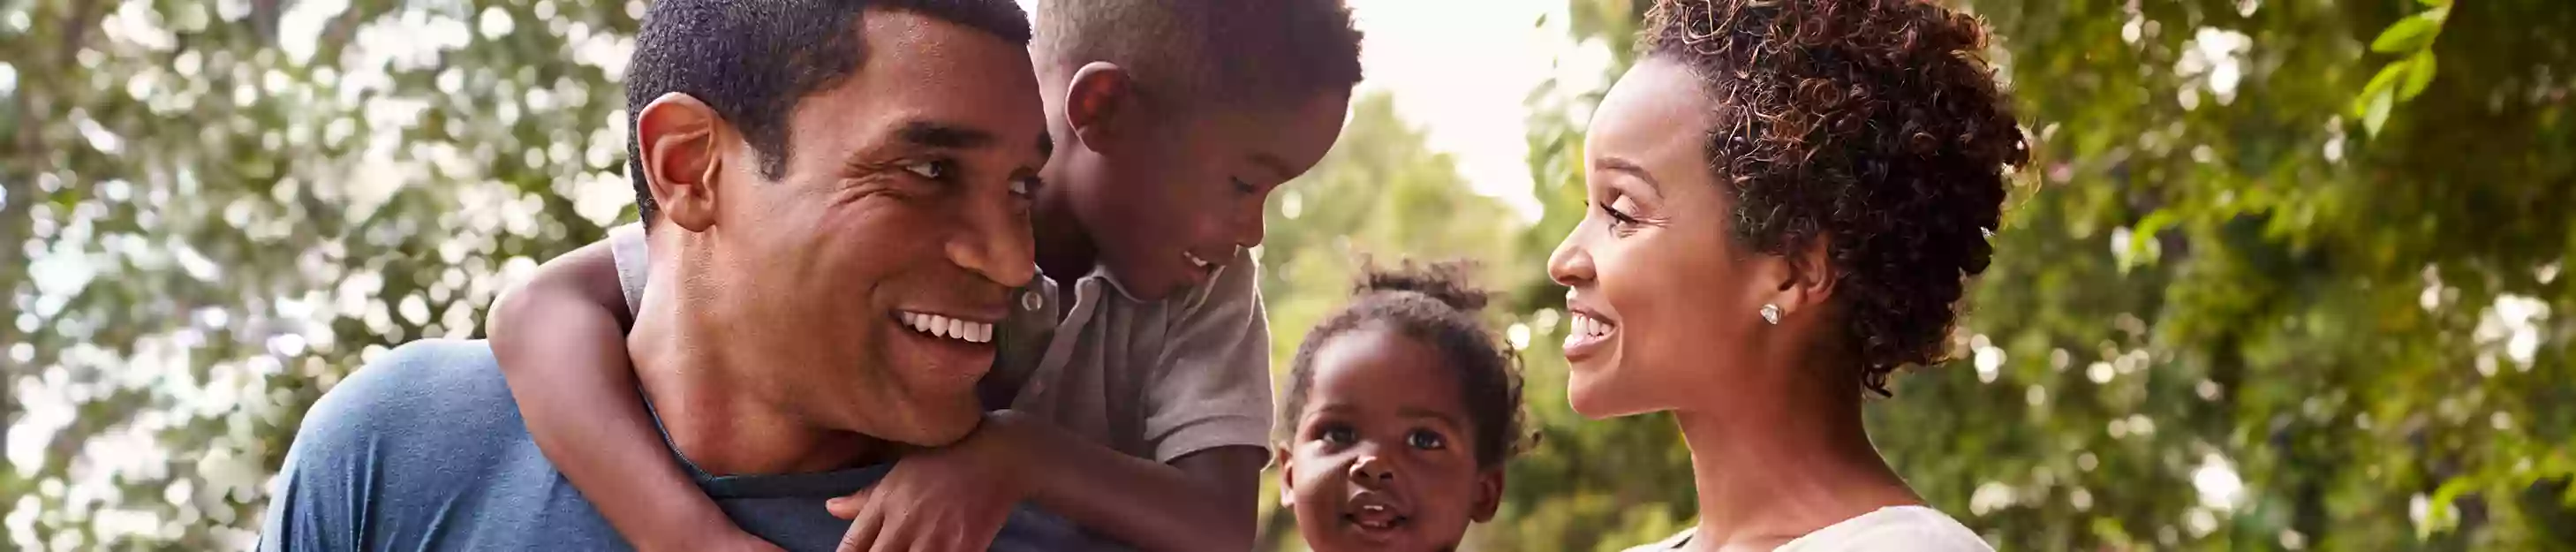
left=2401, top=52, right=2439, bottom=100
left=2419, top=0, right=2451, bottom=6
left=2371, top=14, right=2441, bottom=54
left=2362, top=87, right=2395, bottom=136
left=2353, top=61, right=2408, bottom=116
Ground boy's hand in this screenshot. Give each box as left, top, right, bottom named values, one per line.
left=827, top=417, right=1025, bottom=552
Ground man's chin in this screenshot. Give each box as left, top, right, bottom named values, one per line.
left=879, top=402, right=985, bottom=448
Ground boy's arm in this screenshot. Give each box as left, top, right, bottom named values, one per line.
left=1000, top=412, right=1268, bottom=551
left=487, top=234, right=776, bottom=552
left=1002, top=248, right=1279, bottom=550
left=827, top=412, right=1264, bottom=552
left=836, top=252, right=1273, bottom=552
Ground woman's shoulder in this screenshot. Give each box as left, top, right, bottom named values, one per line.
left=1779, top=506, right=1993, bottom=552
left=1619, top=527, right=1696, bottom=552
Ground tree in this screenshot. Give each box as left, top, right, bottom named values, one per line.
left=1497, top=0, right=2576, bottom=550
left=3, top=0, right=638, bottom=548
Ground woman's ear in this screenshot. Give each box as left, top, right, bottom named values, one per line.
left=1063, top=61, right=1135, bottom=155
left=1770, top=236, right=1839, bottom=318
left=635, top=92, right=728, bottom=232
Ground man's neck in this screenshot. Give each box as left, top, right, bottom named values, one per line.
left=625, top=236, right=889, bottom=477
left=1673, top=359, right=1919, bottom=550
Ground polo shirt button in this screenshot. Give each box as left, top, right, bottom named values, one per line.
left=1021, top=291, right=1044, bottom=311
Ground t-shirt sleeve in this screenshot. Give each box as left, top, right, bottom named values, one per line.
left=258, top=343, right=466, bottom=552
left=607, top=223, right=650, bottom=318
left=1139, top=247, right=1276, bottom=463
left=257, top=340, right=525, bottom=552
left=260, top=414, right=361, bottom=552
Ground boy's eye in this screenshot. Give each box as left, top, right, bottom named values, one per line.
left=903, top=160, right=948, bottom=180
left=1407, top=429, right=1447, bottom=450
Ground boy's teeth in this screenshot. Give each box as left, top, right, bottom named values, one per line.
left=900, top=312, right=993, bottom=344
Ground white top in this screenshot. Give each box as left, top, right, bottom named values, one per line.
left=1626, top=506, right=1994, bottom=552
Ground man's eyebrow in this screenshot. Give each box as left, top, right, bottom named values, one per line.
left=897, top=120, right=997, bottom=150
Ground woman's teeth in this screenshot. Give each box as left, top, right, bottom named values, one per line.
left=899, top=312, right=993, bottom=344
left=1571, top=314, right=1614, bottom=337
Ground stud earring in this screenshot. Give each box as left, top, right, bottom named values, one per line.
left=1761, top=304, right=1782, bottom=325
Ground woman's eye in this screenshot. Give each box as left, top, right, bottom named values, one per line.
left=903, top=160, right=947, bottom=180
left=1407, top=429, right=1447, bottom=450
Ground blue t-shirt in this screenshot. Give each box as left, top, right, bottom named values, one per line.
left=259, top=339, right=1104, bottom=551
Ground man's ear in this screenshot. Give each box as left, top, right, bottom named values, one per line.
left=1273, top=442, right=1297, bottom=508
left=1469, top=467, right=1506, bottom=522
left=1063, top=62, right=1135, bottom=155
left=636, top=92, right=726, bottom=233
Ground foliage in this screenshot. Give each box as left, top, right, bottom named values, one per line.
left=2, top=0, right=639, bottom=548
left=1476, top=0, right=2576, bottom=550
left=3, top=0, right=2571, bottom=550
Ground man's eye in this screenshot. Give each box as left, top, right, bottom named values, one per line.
left=1407, top=430, right=1447, bottom=450
left=1231, top=178, right=1257, bottom=194
left=903, top=160, right=947, bottom=180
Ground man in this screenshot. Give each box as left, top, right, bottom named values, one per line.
left=256, top=0, right=1069, bottom=549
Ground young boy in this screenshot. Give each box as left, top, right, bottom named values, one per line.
left=484, top=1, right=1364, bottom=551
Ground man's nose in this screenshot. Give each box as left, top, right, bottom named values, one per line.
left=948, top=192, right=1037, bottom=287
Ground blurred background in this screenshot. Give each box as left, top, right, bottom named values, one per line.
left=3, top=0, right=2572, bottom=549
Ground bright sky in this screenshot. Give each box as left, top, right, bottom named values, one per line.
left=1018, top=0, right=1615, bottom=222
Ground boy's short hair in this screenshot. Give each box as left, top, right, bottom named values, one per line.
left=1034, top=0, right=1364, bottom=110
left=623, top=0, right=1032, bottom=223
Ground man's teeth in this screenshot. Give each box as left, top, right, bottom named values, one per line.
left=1184, top=251, right=1212, bottom=268
left=900, top=312, right=993, bottom=344
left=1571, top=313, right=1614, bottom=336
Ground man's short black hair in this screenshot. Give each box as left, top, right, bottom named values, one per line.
left=623, top=0, right=1032, bottom=223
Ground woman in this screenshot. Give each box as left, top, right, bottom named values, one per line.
left=1547, top=0, right=2028, bottom=550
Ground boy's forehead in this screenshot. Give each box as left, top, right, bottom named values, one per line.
left=1177, top=92, right=1351, bottom=175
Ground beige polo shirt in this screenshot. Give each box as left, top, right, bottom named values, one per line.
left=608, top=224, right=1274, bottom=464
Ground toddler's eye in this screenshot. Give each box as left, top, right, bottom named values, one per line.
left=1320, top=426, right=1357, bottom=445
left=1407, top=429, right=1447, bottom=450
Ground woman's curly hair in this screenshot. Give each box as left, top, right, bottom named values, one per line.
left=1641, top=0, right=2028, bottom=395
left=1279, top=261, right=1530, bottom=468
